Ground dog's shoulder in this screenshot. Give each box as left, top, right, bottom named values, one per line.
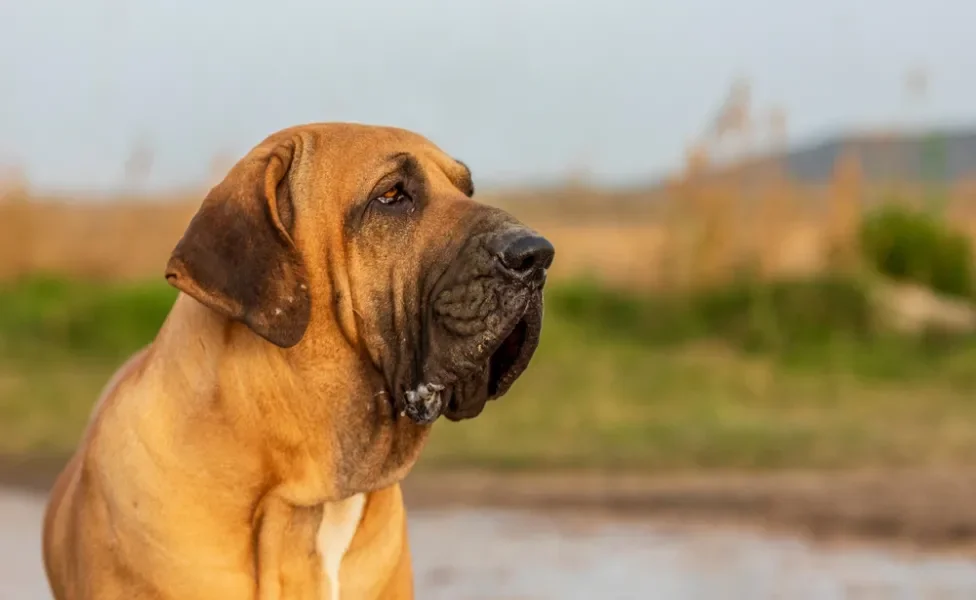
left=87, top=346, right=152, bottom=426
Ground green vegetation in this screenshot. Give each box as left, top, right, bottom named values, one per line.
left=0, top=276, right=176, bottom=360
left=859, top=203, right=974, bottom=299
left=0, top=277, right=177, bottom=456
left=426, top=275, right=976, bottom=470
left=4, top=274, right=976, bottom=471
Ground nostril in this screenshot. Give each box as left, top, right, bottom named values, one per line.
left=497, top=234, right=555, bottom=276
left=514, top=254, right=537, bottom=273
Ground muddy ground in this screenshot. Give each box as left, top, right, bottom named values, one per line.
left=13, top=486, right=976, bottom=600
left=402, top=469, right=976, bottom=555
left=7, top=454, right=976, bottom=555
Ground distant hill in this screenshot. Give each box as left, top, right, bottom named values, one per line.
left=754, top=128, right=976, bottom=184
left=486, top=127, right=976, bottom=210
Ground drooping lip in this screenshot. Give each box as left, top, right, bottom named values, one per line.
left=485, top=294, right=543, bottom=400
left=416, top=291, right=544, bottom=423
left=401, top=299, right=541, bottom=424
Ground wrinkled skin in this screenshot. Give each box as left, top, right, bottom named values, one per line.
left=330, top=132, right=549, bottom=424
left=420, top=223, right=548, bottom=421
left=300, top=129, right=550, bottom=425
left=360, top=203, right=548, bottom=424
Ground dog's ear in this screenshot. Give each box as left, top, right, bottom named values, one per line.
left=164, top=139, right=311, bottom=348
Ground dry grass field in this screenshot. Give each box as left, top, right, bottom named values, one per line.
left=5, top=149, right=976, bottom=290
left=6, top=135, right=976, bottom=477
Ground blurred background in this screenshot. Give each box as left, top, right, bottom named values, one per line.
left=5, top=0, right=976, bottom=598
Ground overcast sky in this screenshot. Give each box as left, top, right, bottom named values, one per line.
left=1, top=0, right=974, bottom=193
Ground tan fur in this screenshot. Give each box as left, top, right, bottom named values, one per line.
left=41, top=123, right=494, bottom=600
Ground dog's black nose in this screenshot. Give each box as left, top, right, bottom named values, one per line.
left=496, top=233, right=555, bottom=278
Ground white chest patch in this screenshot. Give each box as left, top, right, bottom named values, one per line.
left=317, top=493, right=366, bottom=600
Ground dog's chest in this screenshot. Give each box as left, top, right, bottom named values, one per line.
left=316, top=494, right=366, bottom=600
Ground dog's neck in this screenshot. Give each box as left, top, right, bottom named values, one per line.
left=126, top=294, right=416, bottom=595
left=148, top=294, right=426, bottom=505
left=147, top=294, right=349, bottom=502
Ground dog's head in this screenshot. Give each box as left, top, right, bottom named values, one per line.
left=165, top=123, right=553, bottom=426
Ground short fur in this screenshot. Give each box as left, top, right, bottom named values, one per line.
left=41, top=123, right=552, bottom=600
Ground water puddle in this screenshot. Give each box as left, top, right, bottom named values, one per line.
left=5, top=490, right=976, bottom=599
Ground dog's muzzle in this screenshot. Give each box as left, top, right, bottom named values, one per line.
left=402, top=224, right=554, bottom=425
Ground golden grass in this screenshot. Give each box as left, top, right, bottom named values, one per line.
left=2, top=149, right=976, bottom=290
left=4, top=80, right=975, bottom=289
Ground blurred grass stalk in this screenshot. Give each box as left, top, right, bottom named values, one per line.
left=2, top=144, right=976, bottom=292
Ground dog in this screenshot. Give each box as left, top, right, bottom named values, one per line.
left=41, top=122, right=554, bottom=600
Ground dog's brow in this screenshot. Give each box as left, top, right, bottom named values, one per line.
left=385, top=151, right=412, bottom=164
left=452, top=159, right=475, bottom=197
left=382, top=152, right=470, bottom=197
left=381, top=152, right=420, bottom=179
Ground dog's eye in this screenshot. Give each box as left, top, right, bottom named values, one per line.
left=375, top=184, right=411, bottom=207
